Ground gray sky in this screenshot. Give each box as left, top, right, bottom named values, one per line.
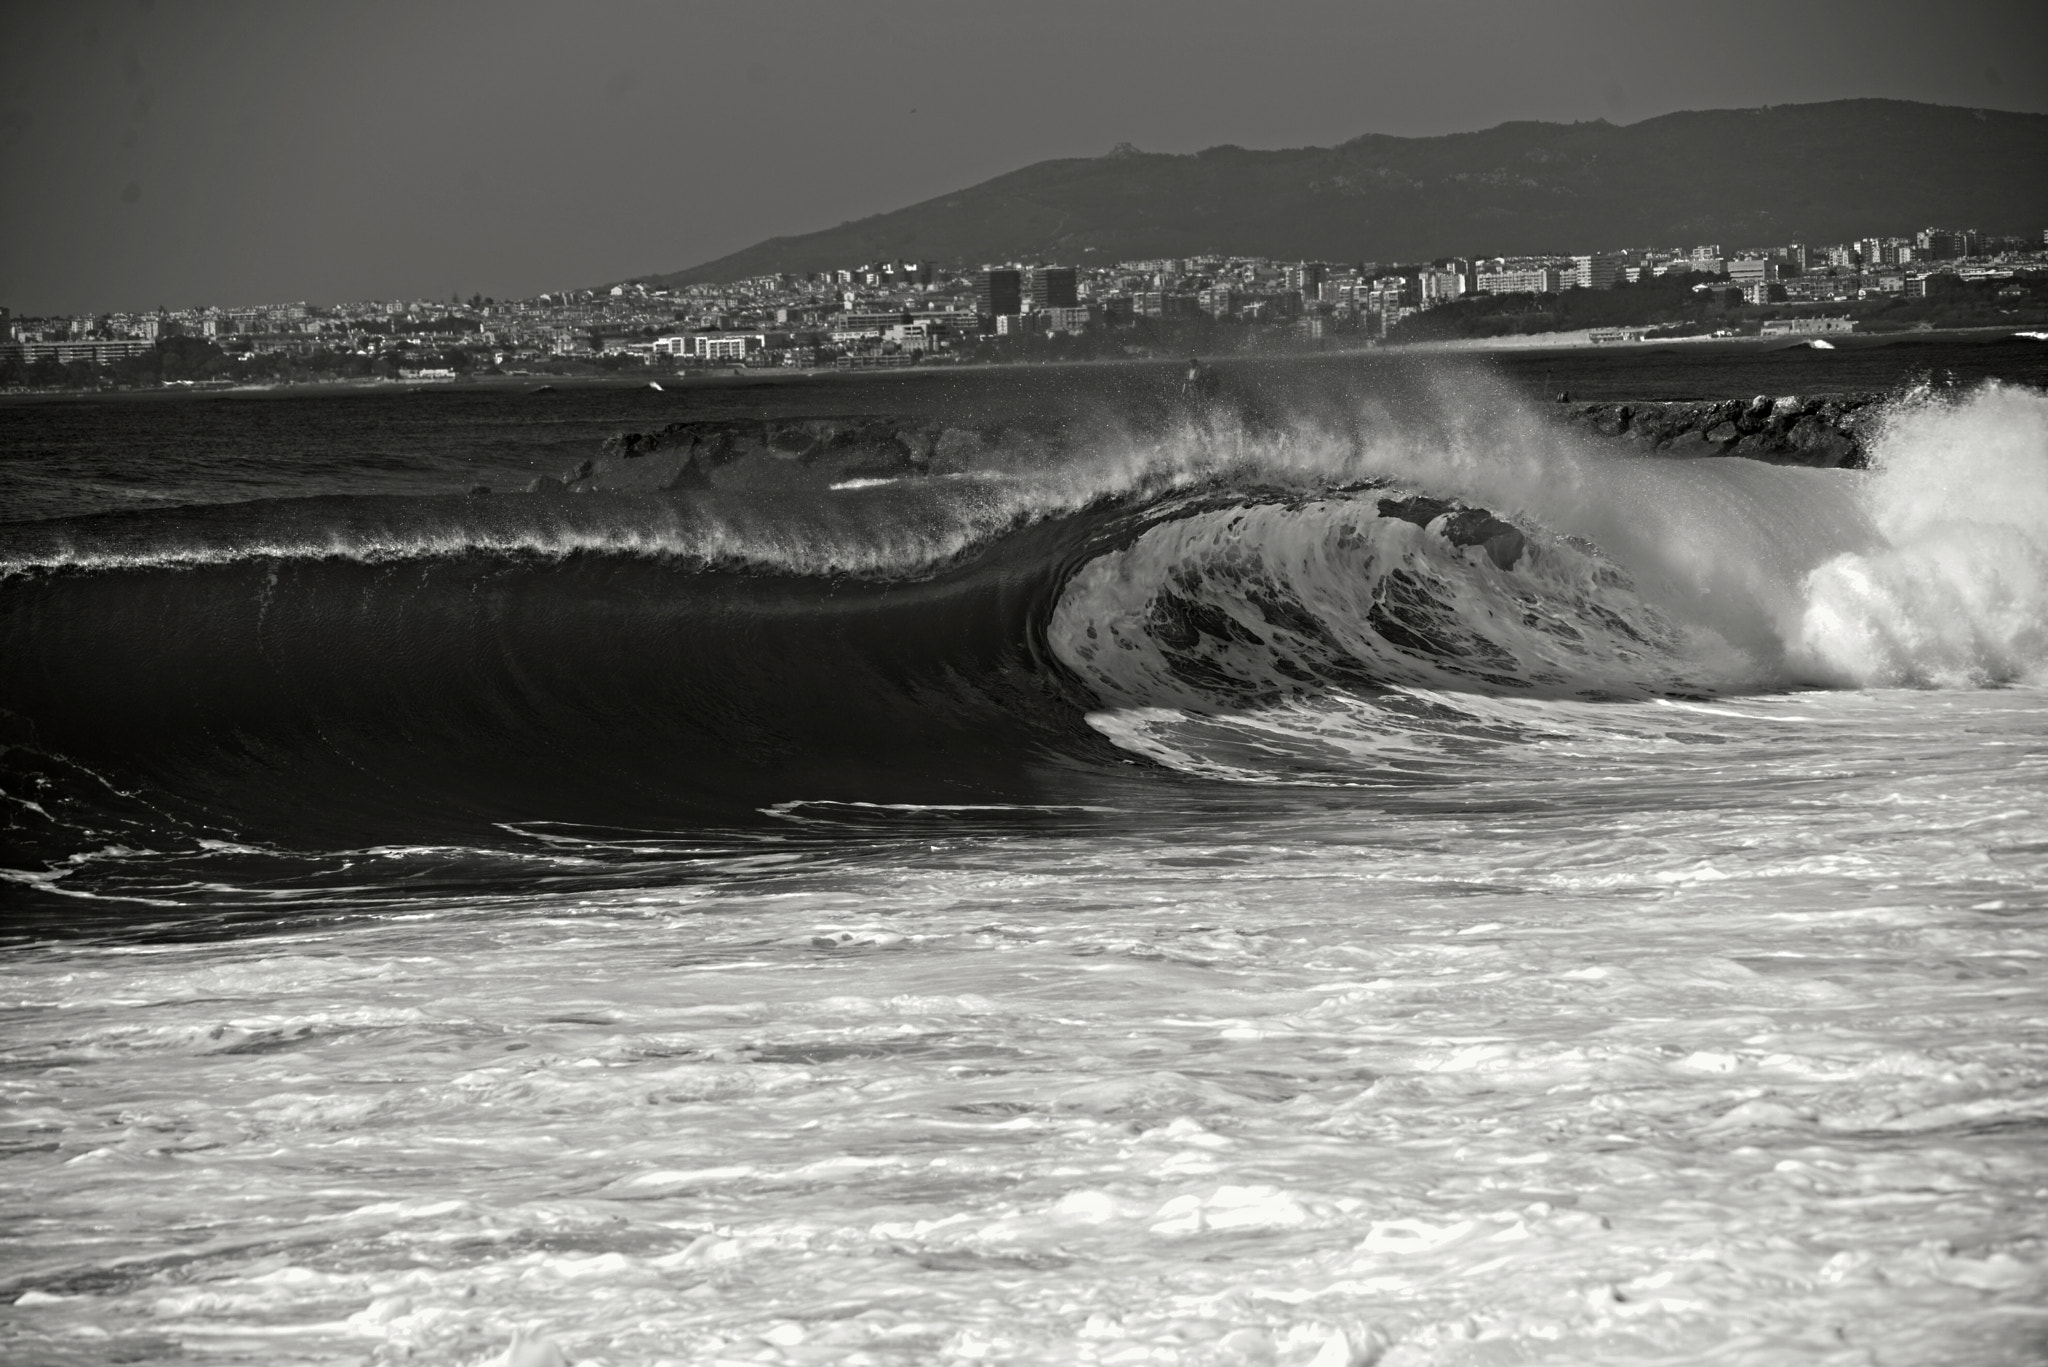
left=3, top=0, right=2043, bottom=316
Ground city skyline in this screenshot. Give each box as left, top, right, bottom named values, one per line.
left=3, top=0, right=2047, bottom=317
left=9, top=215, right=2040, bottom=394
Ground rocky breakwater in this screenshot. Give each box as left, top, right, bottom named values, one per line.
left=1555, top=393, right=1881, bottom=467
left=525, top=416, right=1081, bottom=495
left=520, top=393, right=1882, bottom=497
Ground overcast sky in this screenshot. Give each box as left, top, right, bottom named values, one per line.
left=3, top=0, right=2043, bottom=316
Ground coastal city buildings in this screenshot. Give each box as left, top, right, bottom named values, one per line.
left=1027, top=267, right=1078, bottom=311
left=4, top=222, right=2044, bottom=388
left=1573, top=253, right=1625, bottom=290
left=975, top=269, right=1022, bottom=321
left=1477, top=266, right=1565, bottom=296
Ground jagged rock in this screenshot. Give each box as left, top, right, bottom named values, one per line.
left=1441, top=510, right=1526, bottom=571
left=525, top=475, right=565, bottom=495
left=1377, top=495, right=1526, bottom=571
left=1783, top=416, right=1859, bottom=466
left=1581, top=403, right=1631, bottom=437
left=1624, top=408, right=1679, bottom=444
left=1559, top=394, right=1873, bottom=468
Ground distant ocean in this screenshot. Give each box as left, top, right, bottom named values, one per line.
left=3, top=335, right=2045, bottom=1366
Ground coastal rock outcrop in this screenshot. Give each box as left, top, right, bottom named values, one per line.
left=1555, top=394, right=1879, bottom=467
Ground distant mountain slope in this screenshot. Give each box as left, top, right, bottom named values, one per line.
left=634, top=100, right=2048, bottom=286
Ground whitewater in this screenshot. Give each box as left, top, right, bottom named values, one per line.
left=1, top=360, right=2045, bottom=1366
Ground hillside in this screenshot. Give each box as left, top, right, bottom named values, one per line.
left=634, top=100, right=2048, bottom=286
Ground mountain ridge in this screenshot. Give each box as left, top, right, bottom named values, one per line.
left=632, top=99, right=2048, bottom=287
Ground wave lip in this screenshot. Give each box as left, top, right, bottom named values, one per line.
left=1044, top=484, right=1763, bottom=787
left=1051, top=491, right=1729, bottom=714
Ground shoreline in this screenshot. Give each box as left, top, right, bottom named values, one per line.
left=0, top=325, right=2040, bottom=406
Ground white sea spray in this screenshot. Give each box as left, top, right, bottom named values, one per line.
left=1793, top=381, right=2048, bottom=686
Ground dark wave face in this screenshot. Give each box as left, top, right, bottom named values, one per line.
left=0, top=487, right=1142, bottom=927
left=4, top=378, right=2044, bottom=936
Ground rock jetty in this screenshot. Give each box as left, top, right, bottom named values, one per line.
left=524, top=392, right=1881, bottom=496
left=1552, top=393, right=1880, bottom=467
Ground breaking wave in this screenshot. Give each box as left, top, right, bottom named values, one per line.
left=3, top=379, right=2043, bottom=890
left=1044, top=380, right=2048, bottom=781
left=1792, top=381, right=2048, bottom=687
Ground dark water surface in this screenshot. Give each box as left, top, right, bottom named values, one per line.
left=4, top=333, right=2042, bottom=525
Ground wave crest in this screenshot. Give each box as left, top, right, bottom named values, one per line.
left=1792, top=382, right=2048, bottom=687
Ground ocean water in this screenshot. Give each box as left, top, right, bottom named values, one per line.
left=2, top=350, right=2045, bottom=1366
